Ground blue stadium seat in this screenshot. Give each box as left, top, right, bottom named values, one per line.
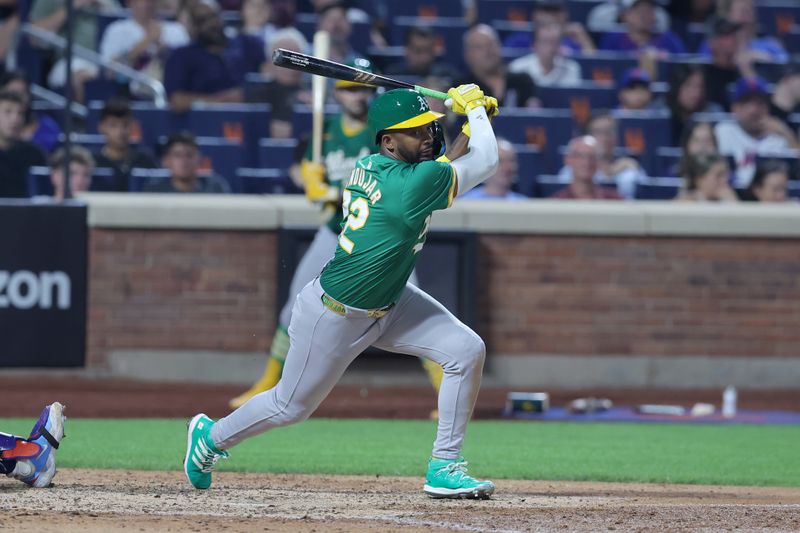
left=656, top=146, right=682, bottom=177
left=477, top=0, right=532, bottom=24
left=129, top=168, right=223, bottom=192
left=186, top=103, right=270, bottom=164
left=290, top=104, right=341, bottom=140
left=69, top=133, right=106, bottom=151
left=193, top=137, right=245, bottom=191
left=27, top=166, right=116, bottom=197
left=259, top=138, right=299, bottom=170
left=634, top=177, right=682, bottom=200
left=295, top=13, right=371, bottom=56
left=491, top=109, right=575, bottom=174
left=789, top=181, right=800, bottom=200
left=756, top=153, right=800, bottom=180
left=784, top=28, right=800, bottom=56
left=573, top=52, right=638, bottom=84
left=612, top=110, right=672, bottom=175
left=536, top=83, right=617, bottom=127
left=390, top=17, right=470, bottom=60
left=755, top=2, right=800, bottom=41
left=512, top=144, right=542, bottom=197
left=386, top=0, right=464, bottom=19
left=534, top=174, right=571, bottom=198
left=14, top=37, right=44, bottom=87
left=236, top=168, right=301, bottom=195
left=567, top=0, right=604, bottom=25
left=366, top=46, right=405, bottom=72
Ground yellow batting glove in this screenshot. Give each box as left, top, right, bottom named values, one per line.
left=445, top=84, right=485, bottom=115
left=461, top=95, right=500, bottom=137
left=300, top=160, right=335, bottom=202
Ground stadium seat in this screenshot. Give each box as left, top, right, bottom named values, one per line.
left=295, top=13, right=371, bottom=56
left=612, top=110, right=672, bottom=174
left=756, top=153, right=800, bottom=180
left=755, top=1, right=800, bottom=38
left=573, top=52, right=638, bottom=84
left=386, top=0, right=464, bottom=19
left=193, top=137, right=245, bottom=191
left=184, top=103, right=271, bottom=166
left=68, top=133, right=106, bottom=151
left=259, top=138, right=299, bottom=170
left=128, top=168, right=222, bottom=192
left=390, top=17, right=470, bottom=60
left=290, top=104, right=341, bottom=140
left=784, top=27, right=800, bottom=56
left=512, top=144, right=542, bottom=197
left=788, top=181, right=800, bottom=200
left=536, top=84, right=617, bottom=127
left=656, top=146, right=682, bottom=177
left=236, top=168, right=301, bottom=195
left=86, top=101, right=175, bottom=148
left=533, top=174, right=571, bottom=198
left=634, top=176, right=682, bottom=200
left=567, top=0, right=604, bottom=25
left=366, top=46, right=406, bottom=72
left=27, top=166, right=116, bottom=197
left=477, top=0, right=532, bottom=24
left=491, top=109, right=575, bottom=174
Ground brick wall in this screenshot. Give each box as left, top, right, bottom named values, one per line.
left=476, top=235, right=800, bottom=357
left=87, top=229, right=277, bottom=367
left=87, top=229, right=800, bottom=367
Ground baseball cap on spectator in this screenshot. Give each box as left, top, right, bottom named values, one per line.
left=619, top=67, right=651, bottom=89
left=620, top=0, right=655, bottom=10
left=731, top=76, right=770, bottom=103
left=707, top=17, right=742, bottom=39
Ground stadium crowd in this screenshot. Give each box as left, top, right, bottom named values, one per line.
left=1, top=0, right=799, bottom=201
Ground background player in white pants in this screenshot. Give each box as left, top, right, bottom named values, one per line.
left=229, top=60, right=444, bottom=410
left=185, top=84, right=500, bottom=499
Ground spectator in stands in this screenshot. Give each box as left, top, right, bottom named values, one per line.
left=617, top=68, right=661, bottom=111
left=770, top=65, right=800, bottom=130
left=145, top=131, right=230, bottom=193
left=0, top=91, right=47, bottom=198
left=741, top=160, right=790, bottom=203
left=315, top=3, right=357, bottom=63
left=666, top=64, right=722, bottom=145
left=462, top=139, right=526, bottom=200
left=29, top=0, right=122, bottom=100
left=703, top=17, right=753, bottom=110
left=673, top=121, right=719, bottom=177
left=0, top=70, right=62, bottom=154
left=697, top=0, right=788, bottom=62
left=509, top=23, right=581, bottom=88
left=48, top=145, right=95, bottom=200
left=385, top=26, right=460, bottom=80
left=0, top=3, right=18, bottom=72
left=551, top=136, right=624, bottom=200
left=457, top=25, right=537, bottom=108
left=99, top=0, right=190, bottom=94
left=599, top=0, right=686, bottom=56
left=241, top=0, right=272, bottom=41
left=562, top=111, right=645, bottom=199
left=311, top=0, right=386, bottom=48
left=164, top=1, right=266, bottom=112
left=587, top=0, right=670, bottom=33
left=715, top=77, right=797, bottom=187
left=94, top=98, right=158, bottom=191
left=674, top=153, right=738, bottom=202
left=503, top=0, right=595, bottom=56
left=247, top=27, right=310, bottom=138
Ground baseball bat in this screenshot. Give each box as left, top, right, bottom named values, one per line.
left=310, top=31, right=330, bottom=165
left=272, top=48, right=449, bottom=101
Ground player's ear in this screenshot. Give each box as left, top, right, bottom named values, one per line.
left=382, top=133, right=395, bottom=153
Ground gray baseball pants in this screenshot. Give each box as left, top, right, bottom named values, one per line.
left=211, top=277, right=485, bottom=460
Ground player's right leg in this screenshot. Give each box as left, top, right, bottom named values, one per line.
left=229, top=226, right=340, bottom=408
left=185, top=278, right=381, bottom=490
left=2, top=402, right=67, bottom=488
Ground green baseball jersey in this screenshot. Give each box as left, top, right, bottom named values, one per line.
left=304, top=115, right=373, bottom=233
left=319, top=153, right=457, bottom=309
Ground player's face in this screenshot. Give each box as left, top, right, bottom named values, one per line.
left=384, top=124, right=434, bottom=163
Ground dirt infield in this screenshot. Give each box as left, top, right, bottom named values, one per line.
left=2, top=469, right=799, bottom=532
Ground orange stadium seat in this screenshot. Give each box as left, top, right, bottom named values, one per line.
left=572, top=52, right=639, bottom=85
left=385, top=0, right=464, bottom=19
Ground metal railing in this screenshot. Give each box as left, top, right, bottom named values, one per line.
left=30, top=83, right=88, bottom=118
left=20, top=23, right=168, bottom=108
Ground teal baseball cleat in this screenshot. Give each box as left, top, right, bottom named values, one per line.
left=184, top=414, right=228, bottom=490
left=423, top=457, right=495, bottom=499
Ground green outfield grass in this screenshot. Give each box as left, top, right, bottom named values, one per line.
left=2, top=418, right=798, bottom=486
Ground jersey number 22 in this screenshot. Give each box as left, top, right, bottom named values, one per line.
left=338, top=189, right=369, bottom=254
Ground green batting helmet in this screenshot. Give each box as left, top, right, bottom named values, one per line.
left=368, top=89, right=445, bottom=147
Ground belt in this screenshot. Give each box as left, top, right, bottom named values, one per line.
left=321, top=293, right=394, bottom=318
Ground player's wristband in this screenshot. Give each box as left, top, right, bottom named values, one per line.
left=436, top=154, right=451, bottom=163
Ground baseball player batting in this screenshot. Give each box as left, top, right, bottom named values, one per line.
left=228, top=59, right=445, bottom=410
left=1, top=403, right=66, bottom=487
left=186, top=83, right=500, bottom=499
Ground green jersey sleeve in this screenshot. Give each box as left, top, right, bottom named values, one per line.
left=401, top=160, right=456, bottom=224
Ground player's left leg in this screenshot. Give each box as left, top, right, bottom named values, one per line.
left=373, top=283, right=493, bottom=499
left=229, top=226, right=340, bottom=408
left=407, top=269, right=443, bottom=408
